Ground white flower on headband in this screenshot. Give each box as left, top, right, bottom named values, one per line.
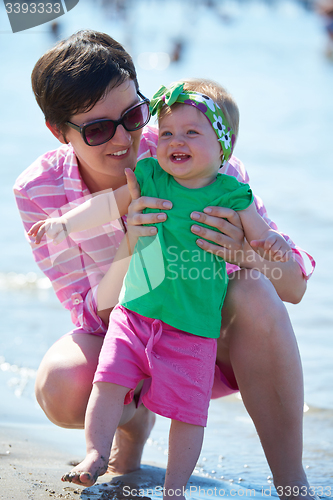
left=188, top=93, right=217, bottom=112
left=200, top=94, right=216, bottom=112
left=212, top=115, right=225, bottom=137
left=221, top=130, right=232, bottom=150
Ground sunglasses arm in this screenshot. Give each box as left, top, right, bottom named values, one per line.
left=65, top=121, right=81, bottom=133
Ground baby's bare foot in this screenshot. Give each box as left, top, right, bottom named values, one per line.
left=61, top=452, right=108, bottom=486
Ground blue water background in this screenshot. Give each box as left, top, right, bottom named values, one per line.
left=0, top=0, right=332, bottom=495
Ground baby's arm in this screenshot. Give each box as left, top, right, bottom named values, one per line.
left=97, top=231, right=137, bottom=313
left=94, top=168, right=142, bottom=324
left=28, top=183, right=131, bottom=245
left=238, top=202, right=291, bottom=262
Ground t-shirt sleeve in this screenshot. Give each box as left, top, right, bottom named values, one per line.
left=133, top=158, right=157, bottom=194
left=221, top=175, right=254, bottom=211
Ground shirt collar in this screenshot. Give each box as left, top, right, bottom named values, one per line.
left=62, top=144, right=91, bottom=203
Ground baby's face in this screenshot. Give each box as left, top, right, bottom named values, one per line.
left=156, top=104, right=223, bottom=189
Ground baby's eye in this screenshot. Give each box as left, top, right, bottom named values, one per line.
left=161, top=131, right=172, bottom=137
left=188, top=130, right=198, bottom=135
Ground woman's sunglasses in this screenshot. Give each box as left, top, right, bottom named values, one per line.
left=65, top=92, right=150, bottom=146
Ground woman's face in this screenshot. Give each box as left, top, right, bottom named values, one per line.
left=64, top=79, right=143, bottom=192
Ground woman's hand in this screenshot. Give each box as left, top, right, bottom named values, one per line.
left=190, top=206, right=245, bottom=265
left=125, top=168, right=172, bottom=237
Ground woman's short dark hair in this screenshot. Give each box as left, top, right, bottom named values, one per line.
left=31, top=30, right=139, bottom=132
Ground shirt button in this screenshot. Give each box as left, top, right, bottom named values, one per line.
left=71, top=293, right=83, bottom=305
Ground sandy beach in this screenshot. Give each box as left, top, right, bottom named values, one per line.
left=0, top=424, right=89, bottom=500
left=0, top=423, right=256, bottom=500
left=0, top=423, right=168, bottom=500
left=0, top=426, right=76, bottom=499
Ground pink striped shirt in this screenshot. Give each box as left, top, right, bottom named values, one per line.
left=13, top=126, right=315, bottom=336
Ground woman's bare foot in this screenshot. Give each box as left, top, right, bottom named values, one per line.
left=274, top=477, right=318, bottom=500
left=108, top=405, right=156, bottom=474
left=61, top=451, right=109, bottom=486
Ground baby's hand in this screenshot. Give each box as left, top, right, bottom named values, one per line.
left=250, top=232, right=291, bottom=262
left=28, top=218, right=68, bottom=245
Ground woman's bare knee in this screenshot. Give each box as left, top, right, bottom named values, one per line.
left=227, top=269, right=279, bottom=305
left=220, top=269, right=290, bottom=348
left=225, top=270, right=285, bottom=318
left=217, top=269, right=301, bottom=394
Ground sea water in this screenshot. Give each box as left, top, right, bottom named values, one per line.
left=0, top=0, right=332, bottom=496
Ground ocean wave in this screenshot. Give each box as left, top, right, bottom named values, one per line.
left=0, top=356, right=37, bottom=398
left=303, top=403, right=333, bottom=418
left=0, top=272, right=51, bottom=290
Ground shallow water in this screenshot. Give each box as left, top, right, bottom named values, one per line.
left=0, top=0, right=332, bottom=495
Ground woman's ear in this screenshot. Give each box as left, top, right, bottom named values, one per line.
left=46, top=121, right=68, bottom=144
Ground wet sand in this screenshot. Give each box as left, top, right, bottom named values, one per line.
left=0, top=424, right=84, bottom=500
left=0, top=423, right=254, bottom=500
left=0, top=423, right=153, bottom=500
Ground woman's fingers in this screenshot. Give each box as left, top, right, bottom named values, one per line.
left=125, top=168, right=141, bottom=201
left=125, top=168, right=172, bottom=238
left=129, top=196, right=172, bottom=214
left=203, top=206, right=243, bottom=228
left=127, top=196, right=172, bottom=230
left=128, top=225, right=159, bottom=237
left=194, top=238, right=237, bottom=260
left=125, top=169, right=172, bottom=212
left=188, top=206, right=245, bottom=263
left=129, top=208, right=168, bottom=226
left=190, top=208, right=244, bottom=249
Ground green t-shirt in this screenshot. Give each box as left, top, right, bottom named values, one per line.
left=119, top=158, right=253, bottom=338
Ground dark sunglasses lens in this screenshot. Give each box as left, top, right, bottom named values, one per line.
left=123, top=102, right=150, bottom=131
left=84, top=121, right=115, bottom=146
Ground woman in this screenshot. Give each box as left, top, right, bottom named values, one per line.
left=14, top=30, right=314, bottom=498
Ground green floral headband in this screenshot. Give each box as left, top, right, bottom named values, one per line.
left=150, top=81, right=236, bottom=163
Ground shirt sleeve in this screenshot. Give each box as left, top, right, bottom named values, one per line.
left=13, top=183, right=107, bottom=336
left=133, top=157, right=156, bottom=192
left=137, top=126, right=158, bottom=161
left=220, top=175, right=254, bottom=212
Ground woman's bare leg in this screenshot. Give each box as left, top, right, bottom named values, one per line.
left=35, top=333, right=155, bottom=473
left=164, top=421, right=204, bottom=500
left=218, top=269, right=311, bottom=499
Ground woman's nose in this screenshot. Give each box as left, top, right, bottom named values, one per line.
left=111, top=124, right=132, bottom=145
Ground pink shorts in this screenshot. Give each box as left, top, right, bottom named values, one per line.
left=93, top=305, right=217, bottom=426
left=211, top=362, right=239, bottom=399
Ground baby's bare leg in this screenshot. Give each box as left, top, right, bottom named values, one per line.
left=62, top=382, right=133, bottom=486
left=164, top=420, right=204, bottom=500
